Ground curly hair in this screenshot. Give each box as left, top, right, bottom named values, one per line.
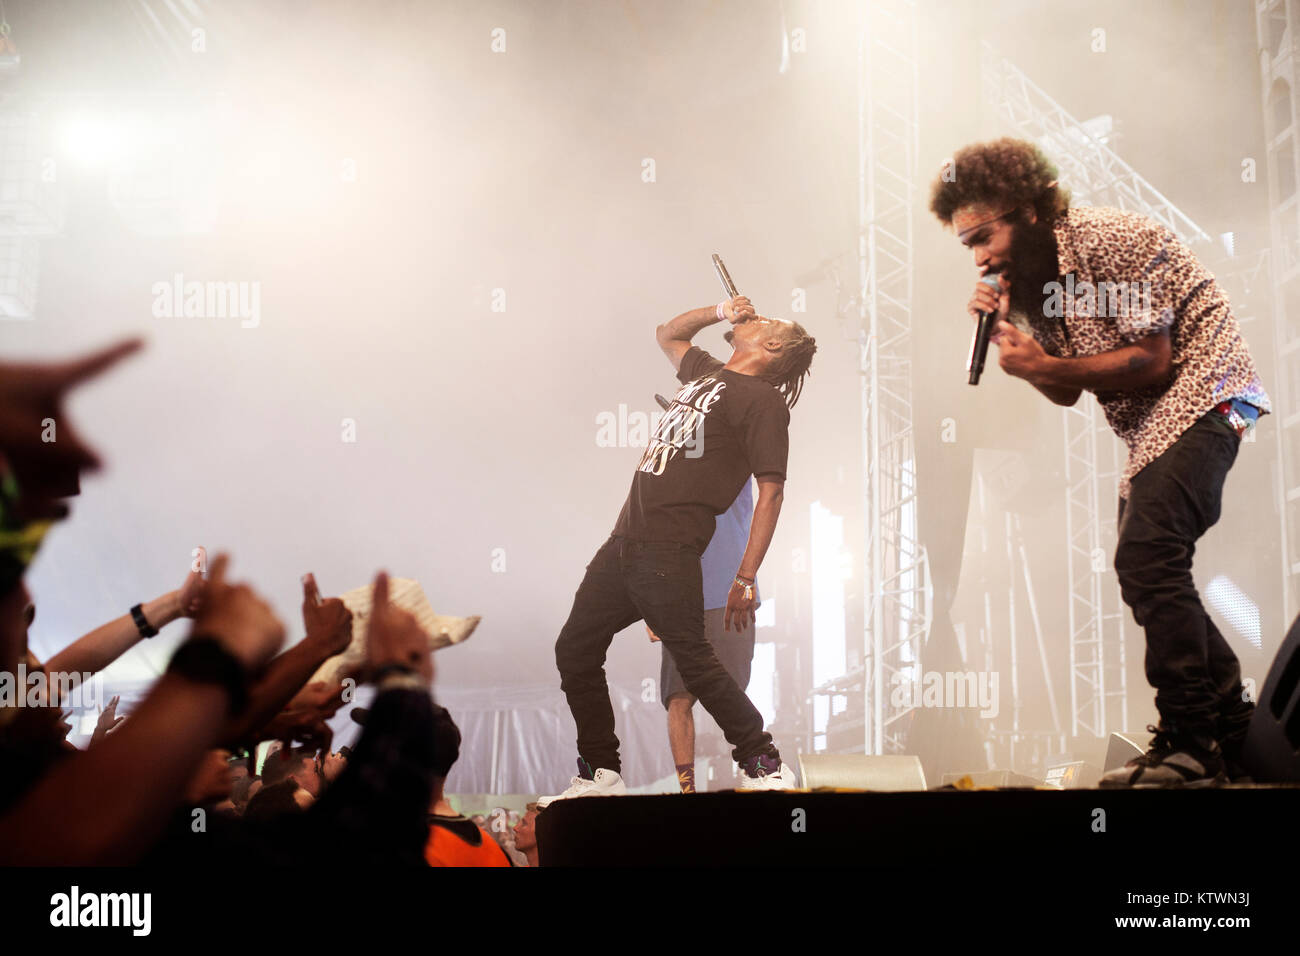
left=762, top=321, right=817, bottom=410
left=928, top=137, right=1070, bottom=228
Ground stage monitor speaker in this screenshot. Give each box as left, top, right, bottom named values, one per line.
left=1243, top=610, right=1300, bottom=782
left=1043, top=761, right=1102, bottom=789
left=797, top=754, right=927, bottom=791
left=1104, top=732, right=1146, bottom=773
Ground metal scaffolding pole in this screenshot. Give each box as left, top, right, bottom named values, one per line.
left=859, top=0, right=930, bottom=755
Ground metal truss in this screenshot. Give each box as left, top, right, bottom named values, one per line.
left=858, top=0, right=930, bottom=755
left=1256, top=0, right=1300, bottom=626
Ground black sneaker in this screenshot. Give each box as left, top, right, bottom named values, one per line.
left=1220, top=734, right=1254, bottom=784
left=1099, top=724, right=1227, bottom=789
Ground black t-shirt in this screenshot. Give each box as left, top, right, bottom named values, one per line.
left=612, top=347, right=790, bottom=555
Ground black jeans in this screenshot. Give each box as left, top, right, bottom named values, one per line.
left=554, top=536, right=777, bottom=773
left=1115, top=410, right=1252, bottom=742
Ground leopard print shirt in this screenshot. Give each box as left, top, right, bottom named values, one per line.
left=1022, top=205, right=1271, bottom=499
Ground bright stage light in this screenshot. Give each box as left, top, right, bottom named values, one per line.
left=58, top=113, right=129, bottom=168
left=1205, top=575, right=1261, bottom=649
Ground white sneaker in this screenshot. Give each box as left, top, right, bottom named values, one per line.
left=537, top=768, right=627, bottom=807
left=737, top=762, right=797, bottom=792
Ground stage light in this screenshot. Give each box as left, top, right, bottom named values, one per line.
left=1205, top=575, right=1261, bottom=649
left=810, top=501, right=847, bottom=688
left=58, top=112, right=129, bottom=168
left=750, top=643, right=776, bottom=728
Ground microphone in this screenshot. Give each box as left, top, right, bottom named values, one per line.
left=712, top=254, right=739, bottom=299
left=654, top=393, right=672, bottom=411
left=966, top=272, right=1004, bottom=386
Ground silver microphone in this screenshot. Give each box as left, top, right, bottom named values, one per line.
left=712, top=254, right=739, bottom=299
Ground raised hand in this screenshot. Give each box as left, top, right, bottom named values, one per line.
left=300, top=573, right=353, bottom=658
left=0, top=338, right=144, bottom=521
left=189, top=553, right=285, bottom=674
left=90, top=695, right=125, bottom=747
left=176, top=549, right=207, bottom=618
left=365, top=571, right=433, bottom=685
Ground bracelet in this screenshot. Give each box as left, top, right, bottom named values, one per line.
left=131, top=602, right=159, bottom=638
left=732, top=576, right=755, bottom=601
left=167, top=636, right=248, bottom=714
left=717, top=301, right=726, bottom=321
left=371, top=663, right=417, bottom=684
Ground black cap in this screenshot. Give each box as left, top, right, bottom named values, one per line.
left=431, top=704, right=461, bottom=778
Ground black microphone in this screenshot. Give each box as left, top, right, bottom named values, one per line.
left=654, top=393, right=671, bottom=411
left=967, top=273, right=1004, bottom=386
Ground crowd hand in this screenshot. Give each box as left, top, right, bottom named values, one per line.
left=175, top=550, right=208, bottom=619
left=189, top=554, right=285, bottom=674
left=286, top=679, right=348, bottom=720
left=300, top=573, right=354, bottom=659
left=262, top=708, right=332, bottom=757
left=89, top=695, right=125, bottom=747
left=183, top=749, right=233, bottom=805
left=365, top=571, right=433, bottom=685
left=645, top=624, right=660, bottom=643
left=722, top=296, right=755, bottom=324
left=321, top=750, right=347, bottom=783
left=0, top=339, right=144, bottom=522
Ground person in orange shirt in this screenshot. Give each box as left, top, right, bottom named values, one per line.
left=424, top=705, right=511, bottom=867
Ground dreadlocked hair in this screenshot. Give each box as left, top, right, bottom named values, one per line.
left=762, top=322, right=817, bottom=410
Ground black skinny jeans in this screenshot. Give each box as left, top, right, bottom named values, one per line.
left=1115, top=409, right=1252, bottom=743
left=554, top=536, right=777, bottom=773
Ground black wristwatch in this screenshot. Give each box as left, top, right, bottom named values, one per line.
left=167, top=636, right=249, bottom=714
left=130, top=602, right=159, bottom=638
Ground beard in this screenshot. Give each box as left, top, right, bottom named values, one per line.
left=1004, top=217, right=1060, bottom=323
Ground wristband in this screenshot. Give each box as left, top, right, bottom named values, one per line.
left=717, top=301, right=726, bottom=321
left=130, top=602, right=159, bottom=638
left=732, top=576, right=755, bottom=601
left=167, top=636, right=248, bottom=714
left=371, top=663, right=417, bottom=684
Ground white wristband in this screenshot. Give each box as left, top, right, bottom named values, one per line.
left=717, top=301, right=726, bottom=321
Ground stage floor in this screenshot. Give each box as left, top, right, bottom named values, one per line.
left=535, top=785, right=1300, bottom=867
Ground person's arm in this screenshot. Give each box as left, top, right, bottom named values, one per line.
left=0, top=553, right=285, bottom=865
left=993, top=320, right=1172, bottom=394
left=220, top=574, right=353, bottom=748
left=726, top=477, right=784, bottom=632
left=0, top=674, right=231, bottom=864
left=45, top=588, right=189, bottom=678
left=1033, top=382, right=1084, bottom=406
left=289, top=572, right=438, bottom=864
left=656, top=297, right=753, bottom=370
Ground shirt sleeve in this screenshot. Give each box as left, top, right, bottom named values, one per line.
left=738, top=391, right=790, bottom=481
left=677, top=346, right=725, bottom=384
